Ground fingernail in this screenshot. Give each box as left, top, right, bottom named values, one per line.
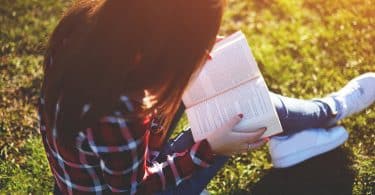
left=238, top=113, right=243, bottom=118
left=263, top=137, right=270, bottom=142
left=262, top=127, right=267, bottom=131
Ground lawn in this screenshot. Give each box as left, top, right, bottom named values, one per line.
left=0, top=0, right=374, bottom=194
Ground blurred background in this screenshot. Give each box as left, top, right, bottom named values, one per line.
left=0, top=0, right=374, bottom=194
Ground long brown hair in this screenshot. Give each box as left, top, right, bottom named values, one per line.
left=42, top=0, right=224, bottom=144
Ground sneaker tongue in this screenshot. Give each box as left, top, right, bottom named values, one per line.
left=332, top=82, right=364, bottom=120
left=333, top=96, right=348, bottom=120
left=341, top=85, right=364, bottom=116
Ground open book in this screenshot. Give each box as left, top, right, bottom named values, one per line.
left=182, top=31, right=283, bottom=142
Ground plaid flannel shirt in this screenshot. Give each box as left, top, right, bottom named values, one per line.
left=39, top=95, right=215, bottom=194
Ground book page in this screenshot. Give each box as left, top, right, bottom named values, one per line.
left=182, top=31, right=283, bottom=142
left=183, top=32, right=260, bottom=108
left=186, top=77, right=281, bottom=141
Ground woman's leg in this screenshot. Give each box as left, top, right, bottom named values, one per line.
left=269, top=73, right=375, bottom=167
left=159, top=155, right=228, bottom=195
left=271, top=92, right=338, bottom=136
left=272, top=72, right=375, bottom=136
left=155, top=73, right=375, bottom=193
left=156, top=130, right=229, bottom=195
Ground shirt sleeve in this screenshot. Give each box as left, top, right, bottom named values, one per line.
left=86, top=115, right=215, bottom=194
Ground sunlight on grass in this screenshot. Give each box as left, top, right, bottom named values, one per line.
left=0, top=0, right=374, bottom=194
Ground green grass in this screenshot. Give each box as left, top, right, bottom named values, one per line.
left=1, top=0, right=374, bottom=194
left=0, top=0, right=68, bottom=193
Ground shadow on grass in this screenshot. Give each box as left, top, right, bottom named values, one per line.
left=248, top=147, right=355, bottom=195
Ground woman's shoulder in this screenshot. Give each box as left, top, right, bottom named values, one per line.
left=84, top=95, right=151, bottom=138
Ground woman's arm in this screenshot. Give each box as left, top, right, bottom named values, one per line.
left=86, top=106, right=266, bottom=194
left=85, top=114, right=215, bottom=194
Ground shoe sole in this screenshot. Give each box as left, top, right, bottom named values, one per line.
left=272, top=130, right=349, bottom=168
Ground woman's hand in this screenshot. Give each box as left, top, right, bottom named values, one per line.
left=206, top=114, right=267, bottom=156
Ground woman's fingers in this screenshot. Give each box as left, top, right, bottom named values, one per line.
left=247, top=138, right=268, bottom=150
left=223, top=114, right=243, bottom=129
left=206, top=114, right=268, bottom=156
left=238, top=138, right=268, bottom=153
left=232, top=127, right=267, bottom=143
left=238, top=137, right=268, bottom=153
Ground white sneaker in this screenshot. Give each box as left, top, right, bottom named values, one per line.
left=269, top=126, right=348, bottom=168
left=332, top=72, right=375, bottom=120
left=200, top=189, right=210, bottom=195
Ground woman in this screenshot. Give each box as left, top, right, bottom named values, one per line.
left=39, top=0, right=375, bottom=194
